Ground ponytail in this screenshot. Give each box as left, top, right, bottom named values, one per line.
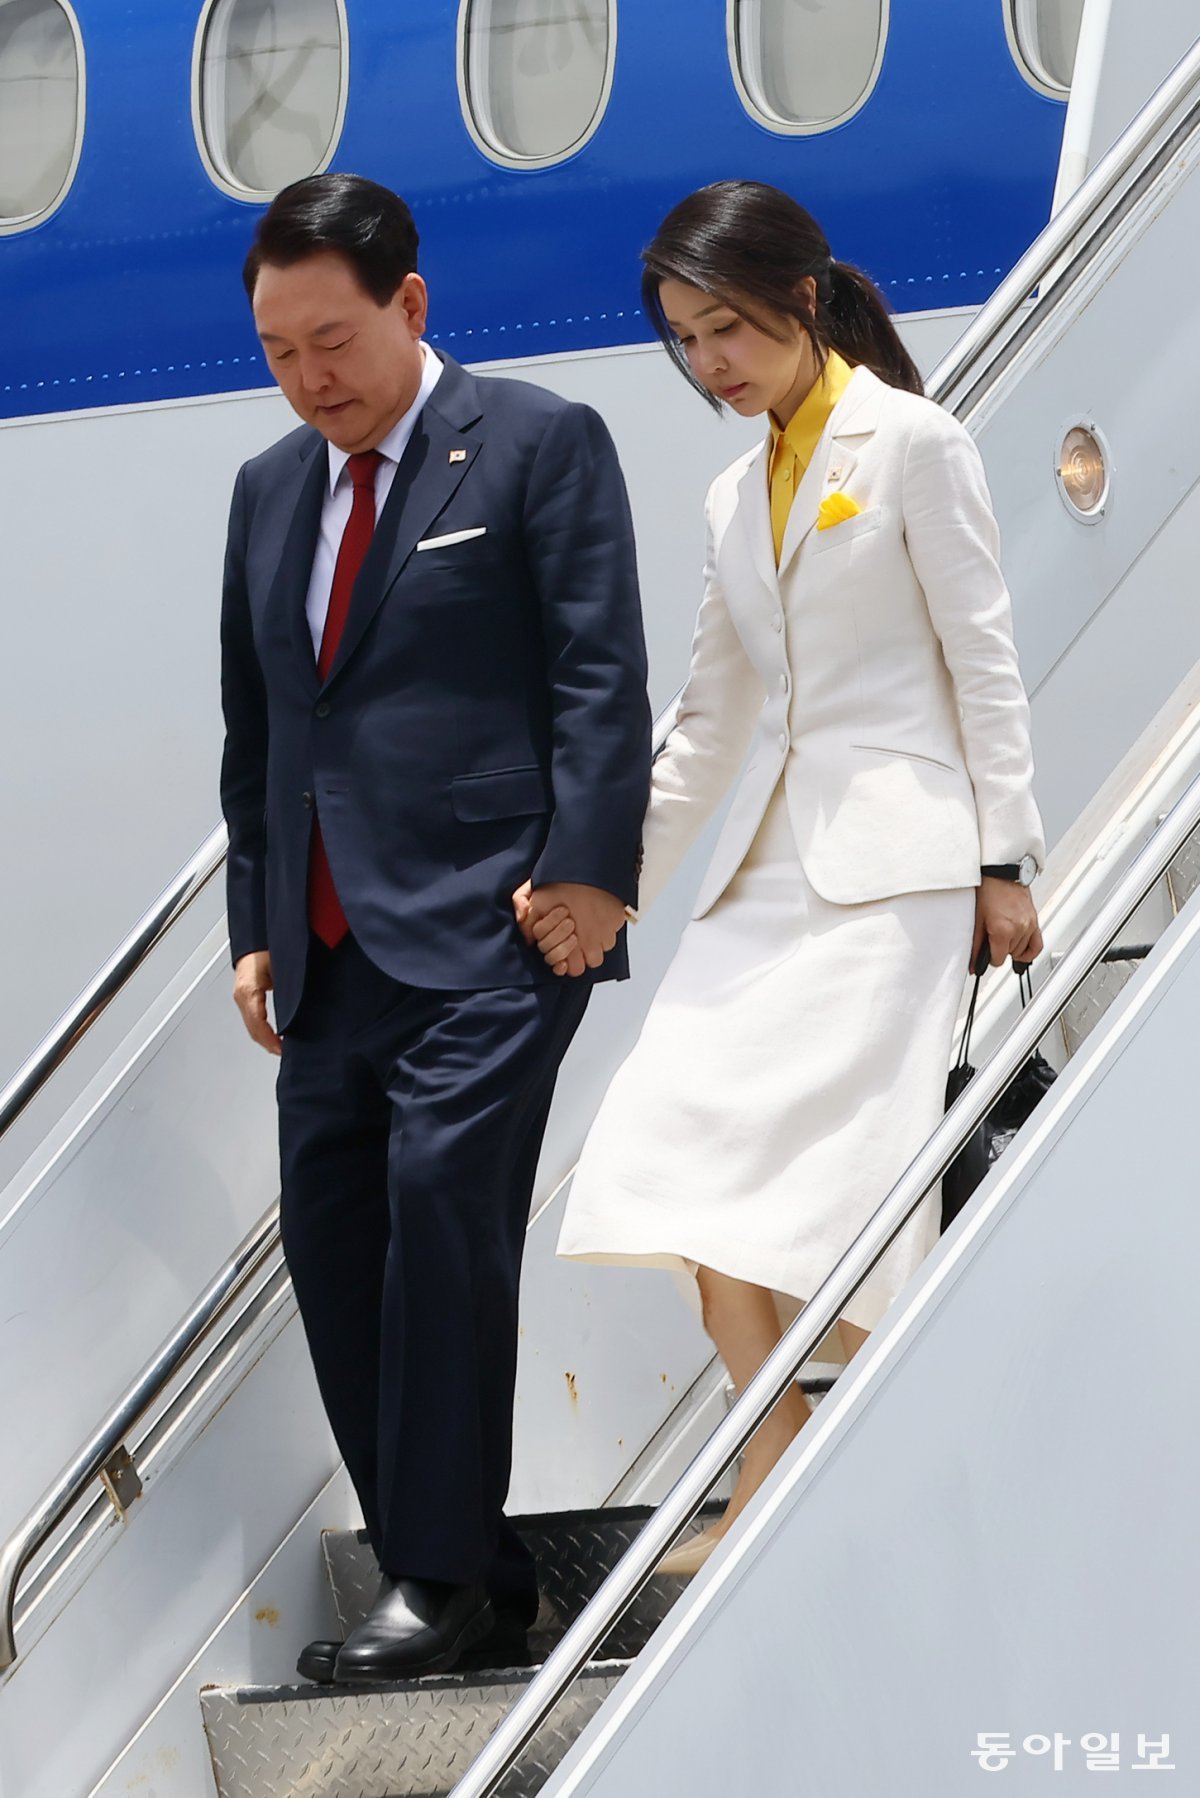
left=642, top=182, right=923, bottom=405
left=820, top=260, right=922, bottom=395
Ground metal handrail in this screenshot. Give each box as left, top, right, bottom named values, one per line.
left=0, top=1201, right=279, bottom=1671
left=0, top=823, right=228, bottom=1141
left=926, top=32, right=1200, bottom=414
left=449, top=768, right=1200, bottom=1798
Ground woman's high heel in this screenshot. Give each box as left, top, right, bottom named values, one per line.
left=654, top=1526, right=725, bottom=1579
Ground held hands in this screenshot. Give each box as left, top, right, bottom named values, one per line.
left=973, top=877, right=1043, bottom=972
left=235, top=883, right=1034, bottom=1021
left=512, top=880, right=628, bottom=976
left=233, top=950, right=282, bottom=1055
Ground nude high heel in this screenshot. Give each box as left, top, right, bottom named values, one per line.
left=654, top=1526, right=725, bottom=1579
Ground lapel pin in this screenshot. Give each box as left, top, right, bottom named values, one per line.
left=449, top=448, right=467, bottom=463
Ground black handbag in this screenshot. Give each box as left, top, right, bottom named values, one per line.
left=942, top=955, right=1057, bottom=1231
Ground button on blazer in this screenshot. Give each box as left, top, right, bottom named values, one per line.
left=639, top=365, right=1045, bottom=915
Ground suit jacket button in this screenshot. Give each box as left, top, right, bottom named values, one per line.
left=778, top=732, right=788, bottom=752
left=315, top=701, right=331, bottom=719
left=302, top=791, right=314, bottom=809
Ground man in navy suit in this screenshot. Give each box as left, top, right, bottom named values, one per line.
left=220, top=174, right=649, bottom=1681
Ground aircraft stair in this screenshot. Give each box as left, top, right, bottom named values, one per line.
left=3, top=27, right=1200, bottom=1798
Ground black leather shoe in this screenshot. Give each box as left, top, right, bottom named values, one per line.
left=301, top=1606, right=530, bottom=1683
left=457, top=1607, right=534, bottom=1671
left=296, top=1638, right=341, bottom=1684
left=333, top=1577, right=493, bottom=1681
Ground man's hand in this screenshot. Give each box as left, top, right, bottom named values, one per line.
left=233, top=950, right=282, bottom=1055
left=512, top=882, right=627, bottom=976
left=973, top=877, right=1043, bottom=971
left=512, top=879, right=533, bottom=936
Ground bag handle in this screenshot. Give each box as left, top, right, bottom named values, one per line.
left=954, top=949, right=1035, bottom=1072
left=953, top=944, right=990, bottom=1073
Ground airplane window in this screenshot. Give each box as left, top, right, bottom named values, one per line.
left=195, top=0, right=347, bottom=198
left=0, top=0, right=84, bottom=232
left=732, top=0, right=887, bottom=134
left=462, top=0, right=615, bottom=166
left=1007, top=0, right=1084, bottom=93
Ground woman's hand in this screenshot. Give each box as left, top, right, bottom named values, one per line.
left=532, top=901, right=586, bottom=977
left=973, top=876, right=1043, bottom=970
left=512, top=880, right=628, bottom=975
left=513, top=878, right=583, bottom=973
left=533, top=884, right=628, bottom=975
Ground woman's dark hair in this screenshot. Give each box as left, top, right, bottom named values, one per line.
left=641, top=181, right=922, bottom=407
left=243, top=173, right=419, bottom=305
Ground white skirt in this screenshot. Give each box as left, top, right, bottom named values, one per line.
left=557, top=781, right=974, bottom=1332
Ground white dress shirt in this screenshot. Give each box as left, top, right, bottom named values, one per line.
left=305, top=342, right=444, bottom=656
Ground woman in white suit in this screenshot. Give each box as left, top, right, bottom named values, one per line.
left=522, top=183, right=1044, bottom=1574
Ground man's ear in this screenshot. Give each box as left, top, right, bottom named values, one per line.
left=397, top=272, right=429, bottom=337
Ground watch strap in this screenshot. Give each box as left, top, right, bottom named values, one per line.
left=982, top=856, right=1038, bottom=885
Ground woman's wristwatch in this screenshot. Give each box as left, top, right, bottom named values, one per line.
left=980, top=855, right=1039, bottom=886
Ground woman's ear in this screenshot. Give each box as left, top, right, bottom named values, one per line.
left=795, top=274, right=818, bottom=321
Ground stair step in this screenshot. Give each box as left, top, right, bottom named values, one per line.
left=321, top=1502, right=725, bottom=1662
left=201, top=1505, right=722, bottom=1796
left=200, top=1660, right=628, bottom=1798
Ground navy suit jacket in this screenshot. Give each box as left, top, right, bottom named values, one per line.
left=220, top=352, right=651, bottom=1032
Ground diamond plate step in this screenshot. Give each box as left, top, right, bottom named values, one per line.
left=1057, top=824, right=1200, bottom=1057
left=201, top=1505, right=724, bottom=1798
left=1060, top=953, right=1143, bottom=1055
left=200, top=1660, right=627, bottom=1798
left=322, top=1502, right=725, bottom=1662
left=1167, top=827, right=1200, bottom=909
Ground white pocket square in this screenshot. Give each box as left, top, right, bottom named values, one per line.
left=416, top=527, right=487, bottom=551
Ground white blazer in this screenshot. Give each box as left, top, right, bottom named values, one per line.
left=639, top=365, right=1045, bottom=915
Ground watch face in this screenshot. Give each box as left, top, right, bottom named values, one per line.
left=1019, top=854, right=1038, bottom=886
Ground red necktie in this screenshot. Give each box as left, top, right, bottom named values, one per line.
left=308, top=449, right=383, bottom=948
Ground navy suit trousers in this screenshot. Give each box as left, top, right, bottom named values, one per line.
left=277, top=935, right=590, bottom=1620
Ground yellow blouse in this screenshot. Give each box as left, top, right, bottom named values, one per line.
left=768, top=348, right=855, bottom=563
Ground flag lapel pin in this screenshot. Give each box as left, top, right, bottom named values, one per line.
left=449, top=448, right=467, bottom=463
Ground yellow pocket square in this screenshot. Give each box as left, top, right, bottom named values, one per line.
left=816, top=492, right=861, bottom=531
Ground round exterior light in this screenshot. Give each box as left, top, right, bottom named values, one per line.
left=1056, top=422, right=1110, bottom=522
